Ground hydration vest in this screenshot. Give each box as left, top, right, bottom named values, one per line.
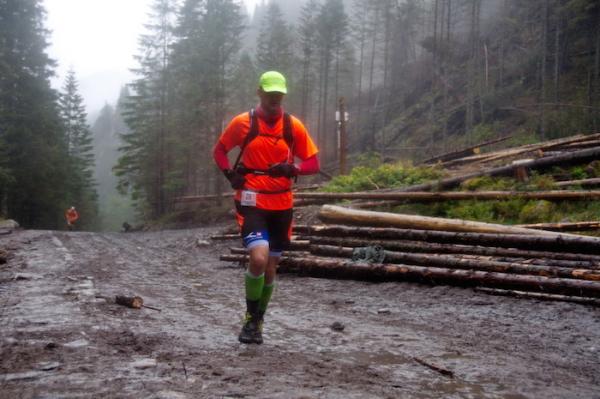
left=232, top=109, right=294, bottom=172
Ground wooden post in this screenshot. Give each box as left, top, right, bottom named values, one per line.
left=339, top=97, right=347, bottom=175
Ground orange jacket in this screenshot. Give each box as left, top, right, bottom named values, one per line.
left=66, top=209, right=79, bottom=223
left=217, top=112, right=318, bottom=210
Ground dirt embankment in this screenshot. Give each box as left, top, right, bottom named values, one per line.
left=1, top=227, right=600, bottom=398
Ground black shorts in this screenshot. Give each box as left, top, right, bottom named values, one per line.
left=235, top=201, right=293, bottom=254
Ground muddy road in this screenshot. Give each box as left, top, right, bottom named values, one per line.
left=1, top=228, right=599, bottom=398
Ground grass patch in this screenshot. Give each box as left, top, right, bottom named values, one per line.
left=322, top=161, right=444, bottom=193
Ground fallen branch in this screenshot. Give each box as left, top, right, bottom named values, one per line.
left=114, top=295, right=161, bottom=311
left=412, top=357, right=454, bottom=378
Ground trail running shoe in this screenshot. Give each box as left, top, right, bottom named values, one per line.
left=238, top=312, right=259, bottom=344
left=253, top=318, right=263, bottom=344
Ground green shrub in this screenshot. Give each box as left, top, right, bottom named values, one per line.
left=322, top=162, right=443, bottom=193
left=518, top=200, right=556, bottom=223
left=529, top=173, right=556, bottom=190
left=445, top=200, right=498, bottom=222
left=586, top=161, right=600, bottom=178
left=569, top=166, right=588, bottom=180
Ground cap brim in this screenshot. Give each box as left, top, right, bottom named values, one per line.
left=261, top=85, right=287, bottom=94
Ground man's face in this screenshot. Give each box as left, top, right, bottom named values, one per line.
left=258, top=88, right=284, bottom=114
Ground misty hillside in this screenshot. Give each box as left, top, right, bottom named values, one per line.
left=2, top=0, right=599, bottom=228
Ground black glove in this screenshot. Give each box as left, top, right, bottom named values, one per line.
left=267, top=162, right=298, bottom=178
left=223, top=169, right=246, bottom=189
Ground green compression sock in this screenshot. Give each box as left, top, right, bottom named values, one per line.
left=258, top=283, right=275, bottom=313
left=245, top=272, right=264, bottom=301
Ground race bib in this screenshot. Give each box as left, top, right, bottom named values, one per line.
left=240, top=190, right=257, bottom=207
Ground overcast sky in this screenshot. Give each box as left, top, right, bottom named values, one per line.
left=43, top=0, right=259, bottom=116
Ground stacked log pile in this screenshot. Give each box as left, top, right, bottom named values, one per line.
left=218, top=205, right=600, bottom=305
left=214, top=133, right=600, bottom=304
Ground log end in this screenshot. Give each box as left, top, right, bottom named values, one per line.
left=115, top=295, right=144, bottom=309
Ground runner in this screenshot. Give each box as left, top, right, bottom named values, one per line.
left=213, top=71, right=320, bottom=344
left=65, top=206, right=79, bottom=231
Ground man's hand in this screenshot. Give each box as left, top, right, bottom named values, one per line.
left=223, top=169, right=246, bottom=189
left=267, top=162, right=298, bottom=178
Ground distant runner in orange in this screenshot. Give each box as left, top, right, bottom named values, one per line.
left=65, top=206, right=79, bottom=230
left=213, top=71, right=320, bottom=344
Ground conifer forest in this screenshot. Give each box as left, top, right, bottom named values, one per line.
left=1, top=0, right=599, bottom=228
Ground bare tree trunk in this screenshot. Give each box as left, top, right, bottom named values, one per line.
left=465, top=0, right=479, bottom=140
left=594, top=8, right=600, bottom=131
left=554, top=11, right=561, bottom=103
left=430, top=0, right=439, bottom=151
left=540, top=0, right=548, bottom=140
left=355, top=22, right=366, bottom=153
left=366, top=4, right=379, bottom=151
left=316, top=49, right=325, bottom=150
left=442, top=0, right=452, bottom=151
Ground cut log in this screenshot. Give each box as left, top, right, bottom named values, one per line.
left=309, top=245, right=600, bottom=281
left=297, top=190, right=600, bottom=202
left=219, top=254, right=600, bottom=298
left=307, top=236, right=600, bottom=265
left=556, top=139, right=600, bottom=150
left=318, top=205, right=579, bottom=237
left=517, top=221, right=600, bottom=232
left=556, top=178, right=600, bottom=188
left=309, top=225, right=600, bottom=254
left=421, top=135, right=512, bottom=165
left=442, top=133, right=600, bottom=168
left=394, top=146, right=600, bottom=193
left=115, top=295, right=143, bottom=309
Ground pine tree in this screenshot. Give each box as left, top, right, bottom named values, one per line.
left=315, top=0, right=349, bottom=161
left=0, top=0, right=71, bottom=228
left=197, top=0, right=245, bottom=194
left=91, top=88, right=136, bottom=231
left=297, top=0, right=320, bottom=123
left=58, top=69, right=98, bottom=229
left=115, top=0, right=177, bottom=218
left=256, top=2, right=294, bottom=77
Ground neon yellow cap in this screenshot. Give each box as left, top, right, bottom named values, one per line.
left=259, top=71, right=287, bottom=94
